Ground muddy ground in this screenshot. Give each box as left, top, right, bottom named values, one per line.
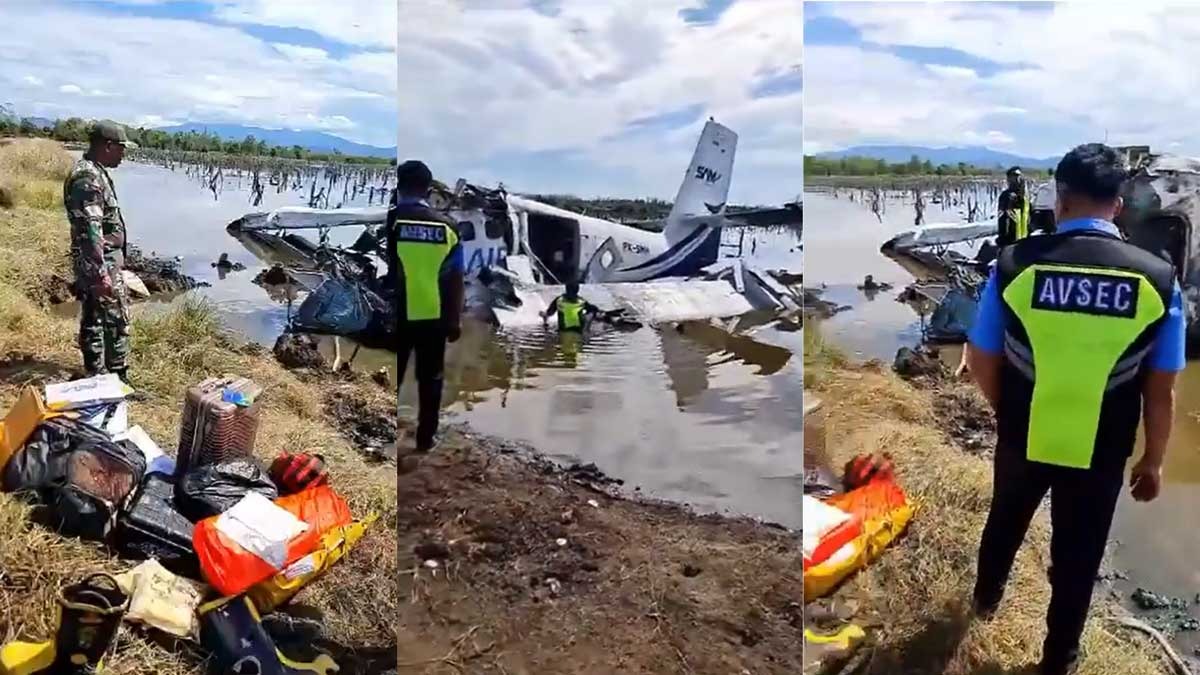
left=397, top=433, right=805, bottom=674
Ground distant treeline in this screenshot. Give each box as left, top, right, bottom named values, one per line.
left=0, top=111, right=393, bottom=166
left=526, top=194, right=770, bottom=223
left=804, top=154, right=1050, bottom=178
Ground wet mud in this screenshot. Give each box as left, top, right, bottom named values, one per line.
left=398, top=432, right=805, bottom=673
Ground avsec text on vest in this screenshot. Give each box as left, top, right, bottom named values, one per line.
left=1030, top=269, right=1138, bottom=319
left=398, top=224, right=447, bottom=243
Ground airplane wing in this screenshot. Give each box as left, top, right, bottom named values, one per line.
left=231, top=206, right=388, bottom=232
left=492, top=280, right=759, bottom=328
left=882, top=218, right=997, bottom=251
left=722, top=204, right=803, bottom=228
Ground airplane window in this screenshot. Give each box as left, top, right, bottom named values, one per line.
left=601, top=250, right=615, bottom=268
left=457, top=221, right=476, bottom=241
left=484, top=215, right=507, bottom=239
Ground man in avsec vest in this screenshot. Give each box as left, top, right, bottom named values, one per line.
left=388, top=160, right=465, bottom=453
left=964, top=144, right=1185, bottom=675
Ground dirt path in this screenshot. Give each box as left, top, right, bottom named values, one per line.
left=397, top=433, right=805, bottom=674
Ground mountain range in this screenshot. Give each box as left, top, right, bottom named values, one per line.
left=815, top=145, right=1059, bottom=169
left=154, top=123, right=396, bottom=158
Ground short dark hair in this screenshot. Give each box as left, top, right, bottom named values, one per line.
left=565, top=280, right=580, bottom=296
left=1055, top=143, right=1127, bottom=201
left=1007, top=166, right=1021, bottom=176
left=396, top=160, right=433, bottom=194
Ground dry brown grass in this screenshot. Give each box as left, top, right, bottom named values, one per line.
left=810, top=360, right=1168, bottom=675
left=0, top=139, right=72, bottom=211
left=0, top=140, right=397, bottom=673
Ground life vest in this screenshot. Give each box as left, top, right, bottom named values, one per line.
left=394, top=219, right=458, bottom=321
left=557, top=297, right=585, bottom=330
left=995, top=228, right=1175, bottom=468
left=1010, top=190, right=1031, bottom=240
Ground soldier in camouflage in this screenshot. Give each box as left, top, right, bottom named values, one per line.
left=63, top=121, right=137, bottom=382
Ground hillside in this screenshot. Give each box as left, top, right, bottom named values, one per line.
left=155, top=123, right=396, bottom=159
left=816, top=145, right=1058, bottom=169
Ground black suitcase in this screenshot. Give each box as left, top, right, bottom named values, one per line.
left=114, top=472, right=200, bottom=579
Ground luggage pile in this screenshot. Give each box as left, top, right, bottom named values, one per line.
left=0, top=374, right=377, bottom=674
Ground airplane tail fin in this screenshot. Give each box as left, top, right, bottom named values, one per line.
left=665, top=119, right=737, bottom=244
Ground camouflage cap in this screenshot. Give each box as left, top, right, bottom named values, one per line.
left=89, top=120, right=138, bottom=148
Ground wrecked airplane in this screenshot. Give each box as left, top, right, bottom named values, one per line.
left=227, top=119, right=802, bottom=348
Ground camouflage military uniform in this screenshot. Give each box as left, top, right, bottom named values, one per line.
left=63, top=156, right=129, bottom=376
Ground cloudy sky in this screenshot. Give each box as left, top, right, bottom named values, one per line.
left=806, top=2, right=1200, bottom=159
left=398, top=0, right=802, bottom=205
left=1, top=0, right=397, bottom=147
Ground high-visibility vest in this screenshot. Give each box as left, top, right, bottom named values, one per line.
left=1011, top=191, right=1031, bottom=240
left=995, top=229, right=1175, bottom=468
left=557, top=297, right=584, bottom=330
left=394, top=219, right=458, bottom=321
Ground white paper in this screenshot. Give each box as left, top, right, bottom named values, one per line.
left=45, top=374, right=132, bottom=411
left=282, top=554, right=317, bottom=580
left=114, top=425, right=176, bottom=475
left=215, top=493, right=308, bottom=569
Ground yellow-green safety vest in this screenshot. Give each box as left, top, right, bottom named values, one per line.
left=1010, top=192, right=1031, bottom=240
left=1000, top=256, right=1169, bottom=468
left=557, top=297, right=584, bottom=330
left=395, top=219, right=458, bottom=321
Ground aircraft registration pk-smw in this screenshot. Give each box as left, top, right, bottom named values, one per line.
left=228, top=119, right=801, bottom=332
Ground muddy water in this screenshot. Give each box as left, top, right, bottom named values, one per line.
left=428, top=227, right=806, bottom=528
left=806, top=189, right=1200, bottom=653
left=804, top=190, right=980, bottom=361
left=77, top=158, right=395, bottom=378
left=432, top=314, right=807, bottom=528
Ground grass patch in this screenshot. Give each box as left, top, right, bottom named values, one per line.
left=0, top=139, right=72, bottom=211
left=803, top=326, right=847, bottom=389
left=811, top=362, right=1168, bottom=675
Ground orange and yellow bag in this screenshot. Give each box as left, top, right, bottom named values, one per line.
left=803, top=477, right=914, bottom=601
left=194, top=484, right=353, bottom=597
left=247, top=513, right=378, bottom=613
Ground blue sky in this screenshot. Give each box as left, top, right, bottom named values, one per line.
left=1, top=0, right=396, bottom=146
left=805, top=2, right=1200, bottom=158
left=397, top=0, right=802, bottom=205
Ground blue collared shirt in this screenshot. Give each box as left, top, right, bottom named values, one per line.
left=967, top=217, right=1187, bottom=372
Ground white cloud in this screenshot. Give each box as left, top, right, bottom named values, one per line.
left=807, top=3, right=1200, bottom=157
left=211, top=0, right=396, bottom=49
left=399, top=0, right=803, bottom=204
left=0, top=4, right=396, bottom=146
left=22, top=75, right=43, bottom=87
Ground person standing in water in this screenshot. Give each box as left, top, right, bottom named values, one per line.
left=540, top=281, right=600, bottom=332
left=388, top=160, right=464, bottom=453
left=965, top=143, right=1184, bottom=675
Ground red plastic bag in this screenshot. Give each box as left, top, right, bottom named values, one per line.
left=193, top=484, right=352, bottom=596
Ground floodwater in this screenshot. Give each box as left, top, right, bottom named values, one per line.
left=73, top=157, right=396, bottom=378
left=112, top=159, right=805, bottom=528
left=435, top=229, right=806, bottom=528
left=804, top=189, right=977, bottom=361
left=805, top=189, right=1200, bottom=652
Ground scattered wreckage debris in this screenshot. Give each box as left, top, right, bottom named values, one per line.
left=0, top=375, right=378, bottom=672
left=125, top=246, right=204, bottom=295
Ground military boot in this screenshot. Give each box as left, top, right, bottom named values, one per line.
left=0, top=573, right=128, bottom=675
left=198, top=595, right=339, bottom=675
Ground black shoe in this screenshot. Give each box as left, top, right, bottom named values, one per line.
left=415, top=434, right=441, bottom=454
left=1039, top=656, right=1078, bottom=675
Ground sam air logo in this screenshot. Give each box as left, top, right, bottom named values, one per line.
left=694, top=165, right=722, bottom=184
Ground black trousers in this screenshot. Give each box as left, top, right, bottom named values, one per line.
left=974, top=445, right=1126, bottom=670
left=397, top=320, right=447, bottom=447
